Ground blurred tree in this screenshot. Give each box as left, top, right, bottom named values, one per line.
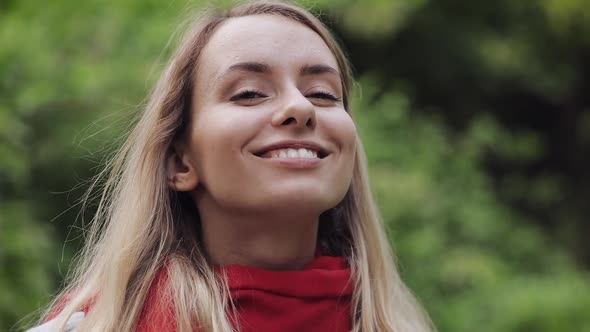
left=354, top=80, right=590, bottom=331
left=328, top=0, right=590, bottom=265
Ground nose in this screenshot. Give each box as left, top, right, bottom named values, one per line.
left=271, top=89, right=316, bottom=130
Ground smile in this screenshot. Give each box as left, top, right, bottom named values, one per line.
left=261, top=148, right=319, bottom=159
left=252, top=140, right=330, bottom=160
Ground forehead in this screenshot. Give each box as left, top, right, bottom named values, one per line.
left=197, top=14, right=339, bottom=80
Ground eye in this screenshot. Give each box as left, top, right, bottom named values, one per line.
left=230, top=89, right=267, bottom=102
left=306, top=91, right=342, bottom=102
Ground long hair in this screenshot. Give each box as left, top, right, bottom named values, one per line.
left=45, top=1, right=435, bottom=331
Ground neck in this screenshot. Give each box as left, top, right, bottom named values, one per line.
left=198, top=202, right=319, bottom=270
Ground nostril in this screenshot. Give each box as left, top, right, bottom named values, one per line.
left=306, top=118, right=314, bottom=127
left=282, top=117, right=296, bottom=125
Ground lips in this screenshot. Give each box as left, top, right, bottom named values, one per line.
left=252, top=140, right=330, bottom=159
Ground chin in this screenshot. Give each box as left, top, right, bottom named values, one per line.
left=259, top=186, right=344, bottom=215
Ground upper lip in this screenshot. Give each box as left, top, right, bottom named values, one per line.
left=252, top=140, right=331, bottom=158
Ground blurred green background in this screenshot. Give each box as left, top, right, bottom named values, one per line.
left=1, top=0, right=590, bottom=330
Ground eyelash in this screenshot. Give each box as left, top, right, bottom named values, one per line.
left=307, top=91, right=341, bottom=102
left=230, top=90, right=341, bottom=102
left=229, top=89, right=267, bottom=101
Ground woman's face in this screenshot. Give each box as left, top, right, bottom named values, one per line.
left=184, top=14, right=357, bottom=215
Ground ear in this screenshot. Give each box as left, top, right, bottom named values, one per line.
left=166, top=144, right=199, bottom=192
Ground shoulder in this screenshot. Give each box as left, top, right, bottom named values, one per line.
left=26, top=311, right=85, bottom=332
left=136, top=266, right=177, bottom=332
left=28, top=268, right=175, bottom=332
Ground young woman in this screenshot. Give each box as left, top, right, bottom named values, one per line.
left=31, top=1, right=435, bottom=331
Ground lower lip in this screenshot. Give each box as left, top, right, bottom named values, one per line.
left=256, top=156, right=323, bottom=168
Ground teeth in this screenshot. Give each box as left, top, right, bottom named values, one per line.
left=298, top=148, right=308, bottom=158
left=267, top=148, right=319, bottom=159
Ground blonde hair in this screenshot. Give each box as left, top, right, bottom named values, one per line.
left=45, top=1, right=435, bottom=331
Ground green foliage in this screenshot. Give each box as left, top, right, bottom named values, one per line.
left=0, top=201, right=55, bottom=330
left=354, top=80, right=590, bottom=331
left=1, top=0, right=589, bottom=331
left=1, top=0, right=192, bottom=328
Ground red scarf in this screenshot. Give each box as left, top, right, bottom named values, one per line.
left=137, top=256, right=353, bottom=332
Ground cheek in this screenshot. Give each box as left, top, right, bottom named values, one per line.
left=320, top=111, right=358, bottom=195
left=323, top=111, right=358, bottom=155
left=189, top=109, right=263, bottom=181
left=192, top=116, right=233, bottom=165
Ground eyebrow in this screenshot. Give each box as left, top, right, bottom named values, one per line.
left=219, top=61, right=341, bottom=79
left=226, top=61, right=271, bottom=74
left=300, top=64, right=340, bottom=77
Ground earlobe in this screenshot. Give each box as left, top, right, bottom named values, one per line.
left=166, top=146, right=199, bottom=192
